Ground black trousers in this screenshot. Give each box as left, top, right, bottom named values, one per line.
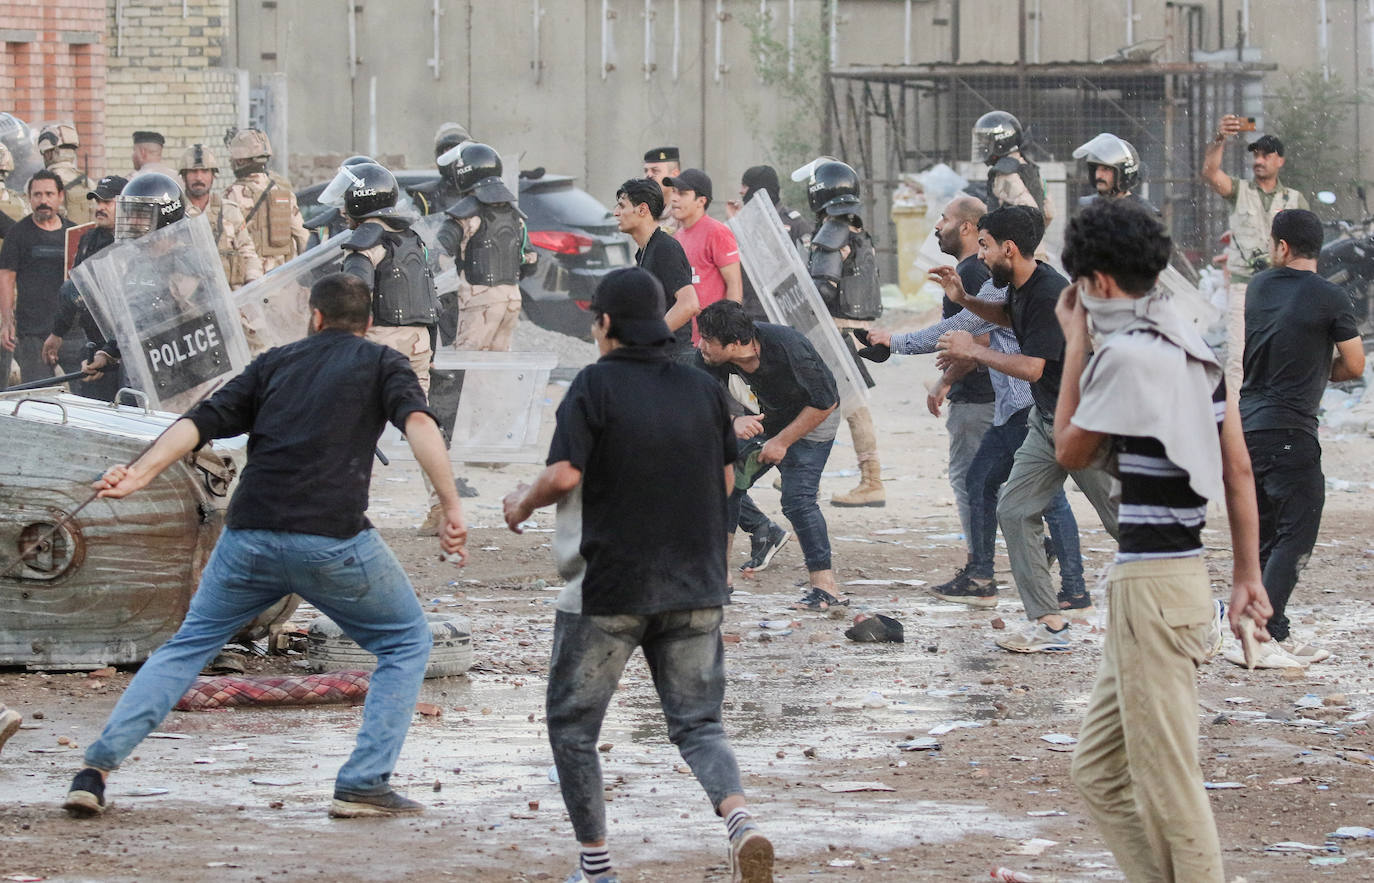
left=1245, top=429, right=1325, bottom=642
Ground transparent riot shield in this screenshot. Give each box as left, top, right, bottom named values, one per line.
left=71, top=214, right=251, bottom=413
left=232, top=231, right=351, bottom=354
left=411, top=213, right=460, bottom=296
left=729, top=195, right=869, bottom=416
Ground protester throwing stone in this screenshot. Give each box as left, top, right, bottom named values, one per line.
left=63, top=273, right=468, bottom=820
left=502, top=267, right=773, bottom=883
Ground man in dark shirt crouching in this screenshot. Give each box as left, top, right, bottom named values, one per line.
left=63, top=273, right=469, bottom=821
left=503, top=267, right=774, bottom=883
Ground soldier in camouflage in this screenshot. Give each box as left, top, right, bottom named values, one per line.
left=222, top=128, right=307, bottom=273
left=179, top=144, right=263, bottom=289
left=0, top=143, right=30, bottom=245
left=36, top=124, right=92, bottom=227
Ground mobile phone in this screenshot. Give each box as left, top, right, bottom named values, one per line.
left=1237, top=117, right=1257, bottom=132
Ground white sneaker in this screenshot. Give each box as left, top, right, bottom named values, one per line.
left=995, top=621, right=1072, bottom=653
left=1223, top=638, right=1304, bottom=669
left=1204, top=599, right=1227, bottom=661
left=1279, top=639, right=1332, bottom=664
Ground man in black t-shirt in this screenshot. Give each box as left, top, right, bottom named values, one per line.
left=1240, top=209, right=1364, bottom=664
left=936, top=205, right=1120, bottom=652
left=0, top=169, right=75, bottom=386
left=503, top=268, right=774, bottom=883
left=614, top=178, right=699, bottom=358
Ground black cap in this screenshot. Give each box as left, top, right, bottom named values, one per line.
left=86, top=174, right=129, bottom=200
left=1248, top=134, right=1284, bottom=156
left=662, top=168, right=712, bottom=200
left=132, top=130, right=165, bottom=146
left=590, top=267, right=673, bottom=346
left=643, top=146, right=679, bottom=164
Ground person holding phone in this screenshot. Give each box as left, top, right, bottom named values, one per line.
left=1201, top=117, right=1308, bottom=394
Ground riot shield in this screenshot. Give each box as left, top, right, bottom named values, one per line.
left=71, top=214, right=251, bottom=413
left=232, top=231, right=351, bottom=354
left=729, top=195, right=869, bottom=416
left=411, top=213, right=460, bottom=296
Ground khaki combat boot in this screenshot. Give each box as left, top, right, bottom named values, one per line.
left=831, top=459, right=885, bottom=507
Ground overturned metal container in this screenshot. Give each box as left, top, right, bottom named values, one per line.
left=0, top=389, right=294, bottom=670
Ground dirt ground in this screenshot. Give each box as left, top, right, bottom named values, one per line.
left=3, top=307, right=1374, bottom=882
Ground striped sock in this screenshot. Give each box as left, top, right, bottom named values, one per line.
left=580, top=845, right=612, bottom=879
left=724, top=807, right=753, bottom=840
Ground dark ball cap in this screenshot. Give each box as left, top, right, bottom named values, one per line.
left=1247, top=134, right=1284, bottom=156
left=132, top=130, right=165, bottom=146
left=661, top=168, right=712, bottom=201
left=644, top=146, right=679, bottom=164
left=590, top=267, right=673, bottom=346
left=87, top=174, right=129, bottom=200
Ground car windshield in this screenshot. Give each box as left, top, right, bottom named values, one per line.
left=525, top=182, right=613, bottom=229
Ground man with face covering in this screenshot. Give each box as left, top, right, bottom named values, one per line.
left=727, top=165, right=813, bottom=322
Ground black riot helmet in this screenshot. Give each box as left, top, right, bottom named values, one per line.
left=443, top=142, right=502, bottom=194
left=972, top=110, right=1024, bottom=165
left=1072, top=133, right=1141, bottom=195
left=805, top=160, right=862, bottom=217
left=115, top=172, right=185, bottom=240
left=319, top=154, right=377, bottom=207
left=341, top=162, right=400, bottom=221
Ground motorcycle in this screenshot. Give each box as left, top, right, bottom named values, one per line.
left=1316, top=187, right=1374, bottom=338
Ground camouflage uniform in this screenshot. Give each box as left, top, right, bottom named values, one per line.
left=36, top=126, right=92, bottom=226
left=186, top=193, right=263, bottom=288
left=222, top=129, right=308, bottom=273
left=0, top=143, right=30, bottom=242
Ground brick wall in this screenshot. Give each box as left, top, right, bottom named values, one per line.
left=103, top=0, right=238, bottom=178
left=0, top=0, right=107, bottom=179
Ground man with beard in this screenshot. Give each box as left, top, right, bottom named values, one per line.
left=180, top=144, right=262, bottom=289
left=42, top=174, right=127, bottom=400
left=1203, top=123, right=1307, bottom=393
left=1072, top=133, right=1157, bottom=215
left=0, top=170, right=74, bottom=385
left=936, top=205, right=1119, bottom=652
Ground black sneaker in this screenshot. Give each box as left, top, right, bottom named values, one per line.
left=929, top=569, right=999, bottom=608
left=63, top=768, right=108, bottom=817
left=1044, top=536, right=1057, bottom=569
left=329, top=788, right=425, bottom=818
left=741, top=524, right=790, bottom=572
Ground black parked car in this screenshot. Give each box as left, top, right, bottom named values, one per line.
left=296, top=170, right=631, bottom=341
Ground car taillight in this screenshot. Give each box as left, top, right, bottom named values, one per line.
left=528, top=230, right=595, bottom=255
left=573, top=300, right=591, bottom=310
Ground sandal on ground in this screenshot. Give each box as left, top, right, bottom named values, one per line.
left=793, top=586, right=848, bottom=611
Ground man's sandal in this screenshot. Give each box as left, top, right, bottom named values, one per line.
left=793, top=586, right=848, bottom=611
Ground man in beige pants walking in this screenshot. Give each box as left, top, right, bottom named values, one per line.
left=1053, top=199, right=1271, bottom=881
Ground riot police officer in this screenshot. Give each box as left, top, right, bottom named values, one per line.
left=972, top=111, right=1053, bottom=221
left=0, top=143, right=30, bottom=244
left=306, top=154, right=376, bottom=250
left=337, top=161, right=439, bottom=393
left=435, top=142, right=533, bottom=352
left=36, top=123, right=92, bottom=226
left=1071, top=132, right=1157, bottom=214
left=410, top=122, right=472, bottom=216
left=79, top=173, right=187, bottom=385
left=802, top=159, right=886, bottom=508
left=223, top=128, right=308, bottom=271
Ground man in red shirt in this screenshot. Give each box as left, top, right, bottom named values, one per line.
left=665, top=169, right=741, bottom=340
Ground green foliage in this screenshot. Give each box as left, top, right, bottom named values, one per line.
left=1267, top=70, right=1369, bottom=206
left=742, top=6, right=830, bottom=207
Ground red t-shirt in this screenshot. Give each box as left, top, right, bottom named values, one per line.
left=674, top=214, right=740, bottom=340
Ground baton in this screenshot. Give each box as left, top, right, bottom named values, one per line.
left=2, top=368, right=95, bottom=392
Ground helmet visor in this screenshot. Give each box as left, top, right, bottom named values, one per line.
left=115, top=199, right=160, bottom=241
left=790, top=155, right=836, bottom=184
left=1072, top=133, right=1130, bottom=167
left=436, top=143, right=464, bottom=169
left=320, top=164, right=365, bottom=208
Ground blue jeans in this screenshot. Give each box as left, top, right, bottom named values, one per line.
left=727, top=436, right=833, bottom=572
left=83, top=528, right=432, bottom=795
left=966, top=409, right=1084, bottom=597
left=547, top=607, right=743, bottom=843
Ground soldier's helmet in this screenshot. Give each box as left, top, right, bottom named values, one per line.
left=115, top=172, right=185, bottom=240
left=805, top=160, right=862, bottom=217
left=972, top=111, right=1023, bottom=165
left=178, top=143, right=221, bottom=174
left=341, top=162, right=400, bottom=222
left=0, top=143, right=13, bottom=175
left=1072, top=132, right=1142, bottom=194
left=36, top=123, right=80, bottom=154
left=226, top=128, right=273, bottom=168
left=442, top=142, right=502, bottom=194
left=434, top=122, right=471, bottom=159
